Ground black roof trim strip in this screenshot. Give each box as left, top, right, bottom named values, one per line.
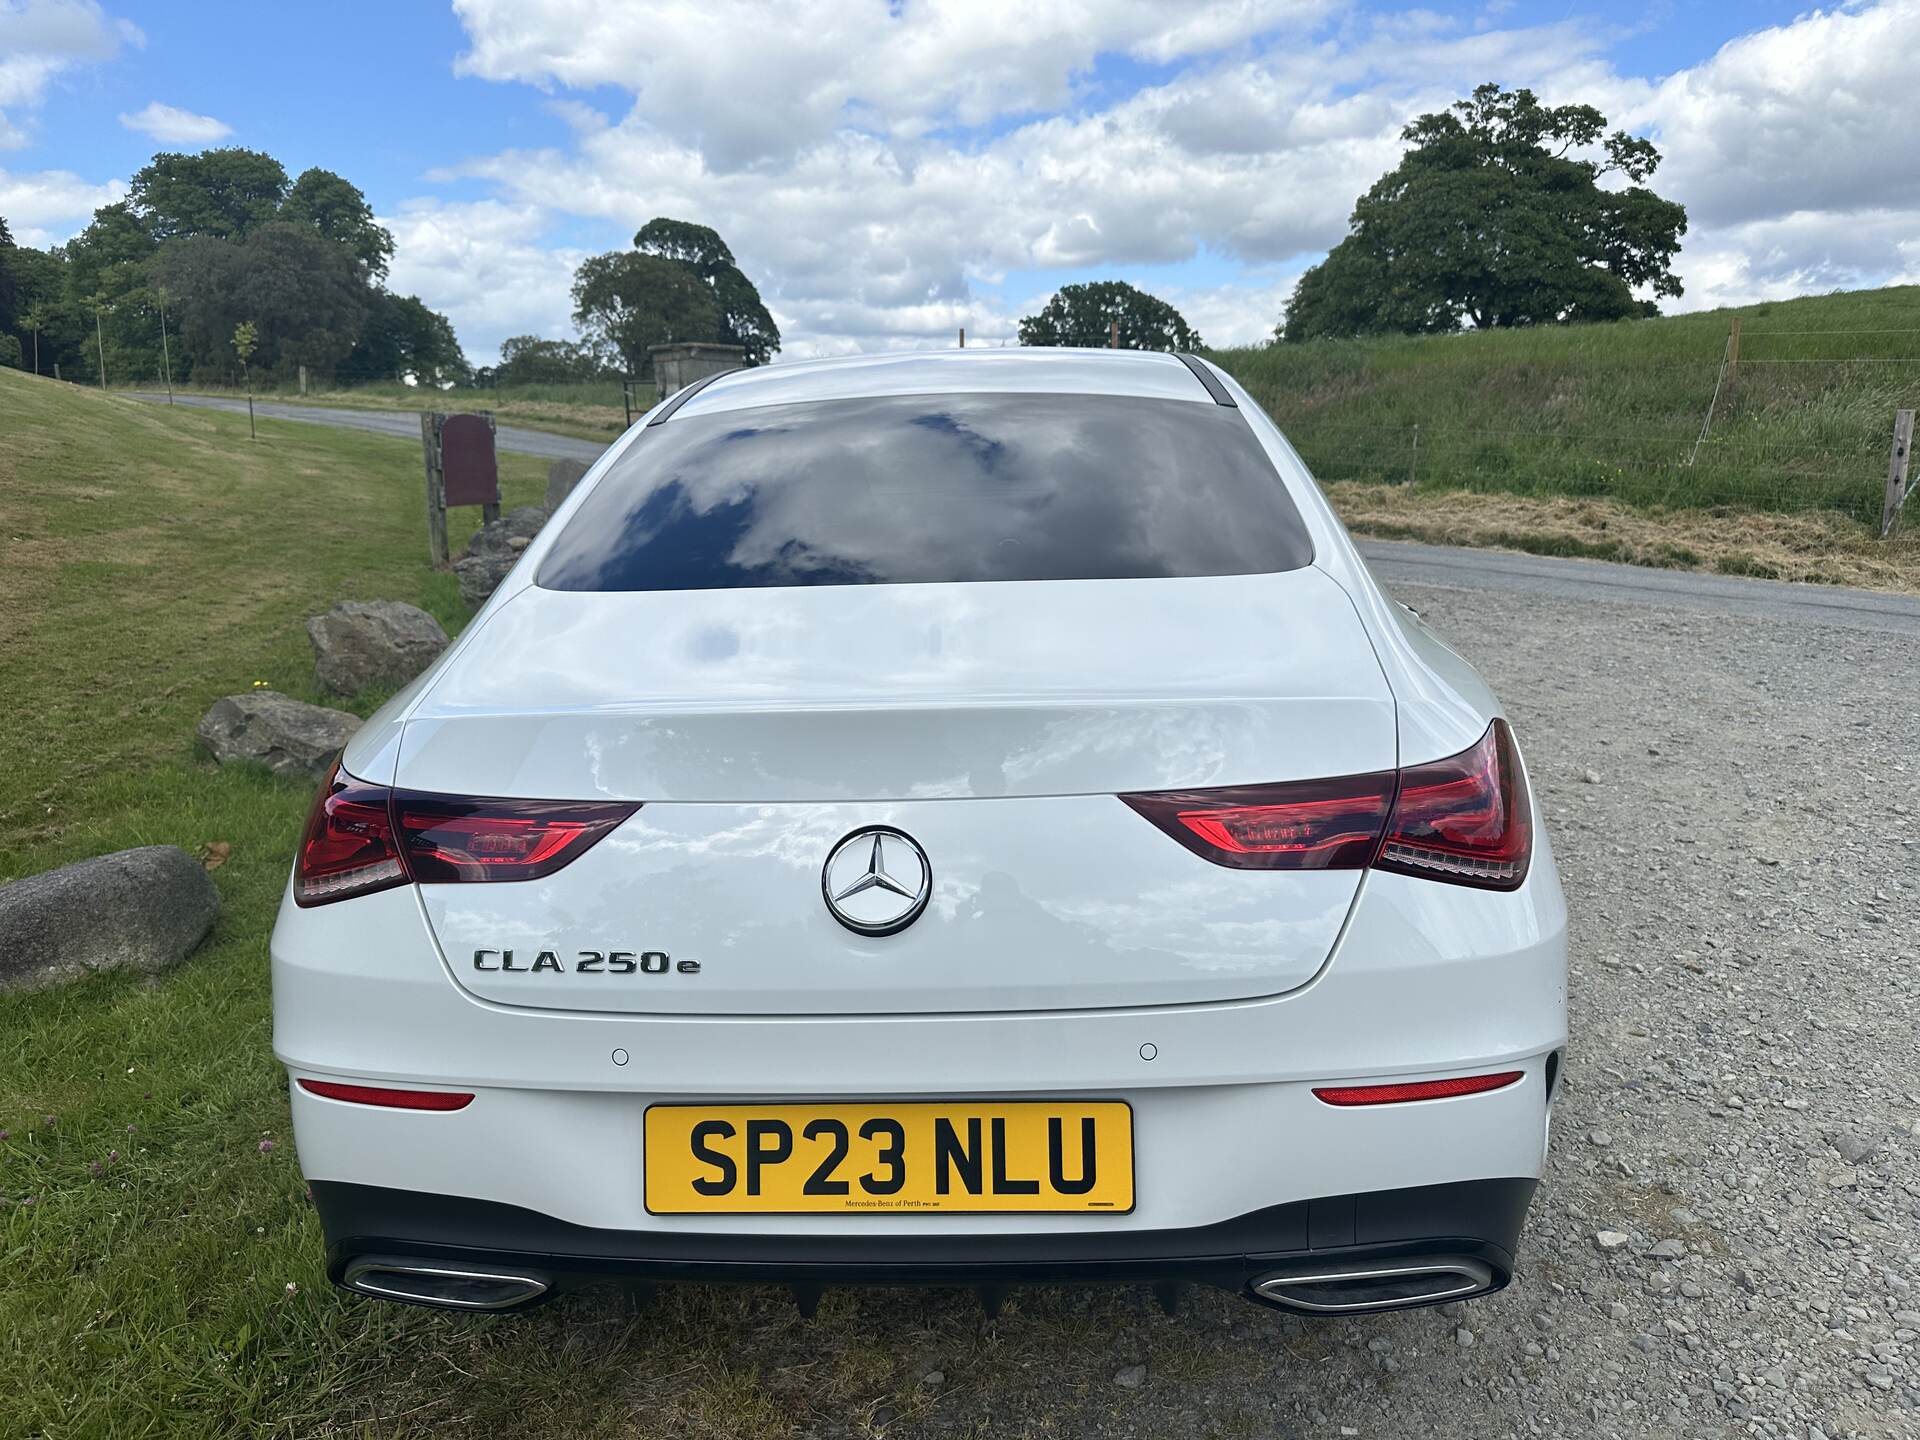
left=1175, top=353, right=1236, bottom=407
left=645, top=366, right=740, bottom=427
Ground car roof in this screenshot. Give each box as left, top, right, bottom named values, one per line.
left=670, top=346, right=1215, bottom=419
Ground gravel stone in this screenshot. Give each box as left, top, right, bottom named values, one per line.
left=1113, top=1364, right=1146, bottom=1389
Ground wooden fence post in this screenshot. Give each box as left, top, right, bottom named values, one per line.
left=1408, top=423, right=1419, bottom=486
left=1109, top=319, right=1118, bottom=349
left=482, top=412, right=501, bottom=526
left=421, top=411, right=449, bottom=566
left=1727, top=316, right=1741, bottom=383
left=1883, top=408, right=1915, bottom=539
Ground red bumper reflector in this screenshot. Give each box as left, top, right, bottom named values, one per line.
left=297, top=1079, right=475, bottom=1111
left=1312, top=1071, right=1524, bottom=1107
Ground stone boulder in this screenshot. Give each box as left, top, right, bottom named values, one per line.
left=546, top=458, right=591, bottom=511
left=306, top=600, right=449, bottom=696
left=455, top=504, right=548, bottom=609
left=197, top=691, right=362, bottom=780
left=0, top=846, right=220, bottom=991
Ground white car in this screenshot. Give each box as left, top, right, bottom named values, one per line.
left=272, top=347, right=1566, bottom=1318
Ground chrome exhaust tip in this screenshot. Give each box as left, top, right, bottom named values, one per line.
left=342, top=1256, right=551, bottom=1311
left=1251, top=1255, right=1496, bottom=1314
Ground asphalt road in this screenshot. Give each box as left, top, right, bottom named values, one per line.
left=131, top=391, right=605, bottom=463
left=133, top=392, right=1920, bottom=635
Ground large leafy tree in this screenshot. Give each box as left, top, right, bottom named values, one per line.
left=1018, top=280, right=1203, bottom=350
left=632, top=217, right=780, bottom=366
left=1281, top=84, right=1686, bottom=341
left=128, top=148, right=290, bottom=241
left=280, top=168, right=394, bottom=278
left=339, top=292, right=468, bottom=386
left=154, top=222, right=369, bottom=382
left=571, top=251, right=722, bottom=379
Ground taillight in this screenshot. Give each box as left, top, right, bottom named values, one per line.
left=393, top=791, right=638, bottom=882
left=1120, top=719, right=1531, bottom=891
left=1376, top=720, right=1530, bottom=891
left=293, top=764, right=639, bottom=905
left=294, top=765, right=407, bottom=907
left=1120, top=772, right=1396, bottom=870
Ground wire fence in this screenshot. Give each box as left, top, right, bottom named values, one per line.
left=1240, top=323, right=1920, bottom=528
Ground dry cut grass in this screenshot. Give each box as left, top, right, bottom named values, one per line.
left=1324, top=480, right=1920, bottom=593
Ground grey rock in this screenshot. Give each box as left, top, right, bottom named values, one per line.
left=306, top=600, right=448, bottom=696
left=1454, top=1326, right=1475, bottom=1347
left=545, top=458, right=590, bottom=511
left=1827, top=1129, right=1877, bottom=1165
left=197, top=691, right=361, bottom=780
left=464, top=505, right=548, bottom=560
left=1588, top=1129, right=1614, bottom=1147
left=1595, top=1230, right=1632, bottom=1251
left=456, top=505, right=551, bottom=608
left=0, top=846, right=218, bottom=991
left=1113, top=1364, right=1146, bottom=1389
left=1647, top=1238, right=1688, bottom=1261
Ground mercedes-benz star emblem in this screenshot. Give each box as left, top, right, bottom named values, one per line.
left=821, top=826, right=932, bottom=936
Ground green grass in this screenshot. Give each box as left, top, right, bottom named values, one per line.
left=1206, top=285, right=1920, bottom=523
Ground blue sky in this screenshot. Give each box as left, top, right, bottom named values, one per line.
left=4, top=1, right=1916, bottom=361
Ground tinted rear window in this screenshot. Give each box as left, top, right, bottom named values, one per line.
left=537, top=392, right=1311, bottom=592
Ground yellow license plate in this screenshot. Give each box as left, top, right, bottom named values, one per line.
left=645, top=1102, right=1133, bottom=1214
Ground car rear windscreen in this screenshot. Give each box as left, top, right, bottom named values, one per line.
left=537, top=391, right=1313, bottom=592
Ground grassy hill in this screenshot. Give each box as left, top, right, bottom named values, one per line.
left=1208, top=284, right=1920, bottom=523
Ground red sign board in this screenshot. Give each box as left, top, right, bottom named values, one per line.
left=440, top=413, right=499, bottom=507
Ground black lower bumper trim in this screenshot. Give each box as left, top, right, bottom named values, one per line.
left=312, top=1177, right=1536, bottom=1311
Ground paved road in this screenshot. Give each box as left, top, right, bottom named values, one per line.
left=133, top=392, right=1920, bottom=634
left=130, top=391, right=606, bottom=463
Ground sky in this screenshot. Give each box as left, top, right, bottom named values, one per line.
left=2, top=0, right=1916, bottom=365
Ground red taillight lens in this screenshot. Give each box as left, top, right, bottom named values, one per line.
left=392, top=791, right=639, bottom=883
left=298, top=1078, right=474, bottom=1111
left=294, top=764, right=407, bottom=907
left=1119, top=772, right=1396, bottom=870
left=1313, top=1071, right=1524, bottom=1106
left=1120, top=720, right=1531, bottom=890
left=1376, top=719, right=1530, bottom=891
left=293, top=765, right=640, bottom=905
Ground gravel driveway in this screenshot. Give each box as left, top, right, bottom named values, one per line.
left=343, top=576, right=1917, bottom=1440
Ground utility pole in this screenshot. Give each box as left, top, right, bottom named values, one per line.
left=1109, top=319, right=1118, bottom=349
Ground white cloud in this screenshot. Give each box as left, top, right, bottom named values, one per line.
left=0, top=164, right=123, bottom=245
left=380, top=199, right=587, bottom=361
left=0, top=0, right=140, bottom=149
left=395, top=0, right=1920, bottom=359
left=117, top=100, right=231, bottom=144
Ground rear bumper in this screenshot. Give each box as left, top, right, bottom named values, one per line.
left=314, top=1176, right=1537, bottom=1313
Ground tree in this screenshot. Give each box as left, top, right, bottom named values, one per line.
left=339, top=292, right=467, bottom=386
left=233, top=319, right=258, bottom=437
left=154, top=222, right=370, bottom=383
left=571, top=251, right=722, bottom=379
left=632, top=217, right=780, bottom=365
left=489, top=334, right=612, bottom=386
left=281, top=168, right=394, bottom=278
left=129, top=148, right=290, bottom=241
left=1018, top=280, right=1203, bottom=350
left=1280, top=84, right=1686, bottom=341
left=0, top=214, right=16, bottom=340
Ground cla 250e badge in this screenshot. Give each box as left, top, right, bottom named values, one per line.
left=472, top=949, right=701, bottom=975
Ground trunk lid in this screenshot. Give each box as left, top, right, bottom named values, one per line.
left=399, top=569, right=1396, bottom=1014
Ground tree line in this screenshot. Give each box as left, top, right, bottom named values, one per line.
left=0, top=148, right=464, bottom=388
